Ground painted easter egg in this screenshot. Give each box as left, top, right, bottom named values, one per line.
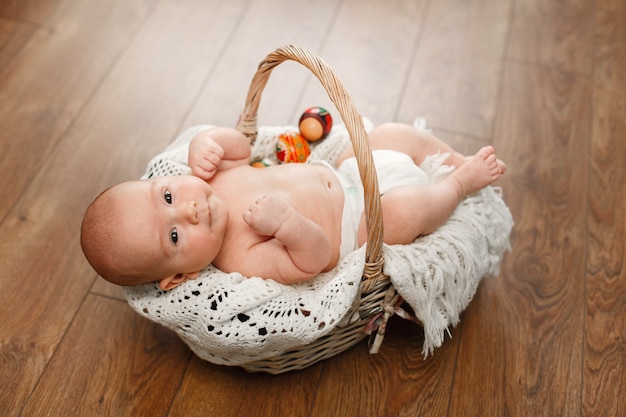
left=298, top=106, right=333, bottom=141
left=276, top=131, right=311, bottom=163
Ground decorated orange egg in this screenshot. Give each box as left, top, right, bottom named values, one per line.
left=276, top=131, right=310, bottom=163
left=298, top=106, right=333, bottom=141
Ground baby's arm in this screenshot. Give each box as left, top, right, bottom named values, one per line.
left=243, top=195, right=332, bottom=284
left=188, top=127, right=251, bottom=180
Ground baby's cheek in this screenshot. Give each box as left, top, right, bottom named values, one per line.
left=192, top=229, right=216, bottom=255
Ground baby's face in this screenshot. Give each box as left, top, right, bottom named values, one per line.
left=109, top=175, right=229, bottom=279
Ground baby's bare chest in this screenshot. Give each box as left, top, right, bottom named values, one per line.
left=217, top=164, right=342, bottom=214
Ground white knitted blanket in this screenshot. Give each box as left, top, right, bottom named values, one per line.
left=124, top=120, right=513, bottom=364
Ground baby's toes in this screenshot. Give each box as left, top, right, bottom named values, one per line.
left=497, top=159, right=507, bottom=174
left=476, top=146, right=495, bottom=161
left=485, top=153, right=497, bottom=165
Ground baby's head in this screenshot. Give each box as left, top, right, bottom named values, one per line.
left=81, top=175, right=229, bottom=290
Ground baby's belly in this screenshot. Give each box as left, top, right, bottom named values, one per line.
left=266, top=162, right=343, bottom=202
left=300, top=163, right=344, bottom=213
left=311, top=165, right=345, bottom=269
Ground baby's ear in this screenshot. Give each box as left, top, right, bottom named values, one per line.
left=158, top=272, right=199, bottom=291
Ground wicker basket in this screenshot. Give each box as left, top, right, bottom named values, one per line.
left=235, top=45, right=400, bottom=374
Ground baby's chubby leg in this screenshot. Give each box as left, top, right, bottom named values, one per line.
left=358, top=146, right=505, bottom=246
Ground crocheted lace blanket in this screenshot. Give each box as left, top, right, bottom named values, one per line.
left=123, top=120, right=514, bottom=364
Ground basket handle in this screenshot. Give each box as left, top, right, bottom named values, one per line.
left=236, top=45, right=385, bottom=288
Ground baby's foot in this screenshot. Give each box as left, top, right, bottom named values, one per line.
left=450, top=146, right=505, bottom=197
left=445, top=150, right=468, bottom=167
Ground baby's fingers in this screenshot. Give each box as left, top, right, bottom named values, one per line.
left=243, top=196, right=282, bottom=236
left=192, top=164, right=216, bottom=180
left=191, top=160, right=216, bottom=179
left=190, top=154, right=221, bottom=179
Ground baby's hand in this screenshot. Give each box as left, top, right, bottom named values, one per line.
left=188, top=131, right=225, bottom=180
left=243, top=195, right=290, bottom=237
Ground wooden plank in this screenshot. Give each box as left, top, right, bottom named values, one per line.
left=449, top=280, right=508, bottom=416
left=584, top=86, right=626, bottom=417
left=184, top=0, right=343, bottom=128
left=431, top=129, right=490, bottom=156
left=90, top=279, right=127, bottom=301
left=583, top=7, right=626, bottom=416
left=597, top=0, right=625, bottom=11
left=0, top=0, right=64, bottom=24
left=0, top=17, right=37, bottom=74
left=593, top=5, right=626, bottom=91
left=0, top=1, right=249, bottom=415
left=397, top=0, right=513, bottom=138
left=294, top=0, right=427, bottom=125
left=20, top=295, right=191, bottom=417
left=449, top=60, right=590, bottom=415
left=310, top=319, right=461, bottom=417
left=0, top=0, right=154, bottom=219
left=168, top=356, right=324, bottom=417
left=507, top=0, right=594, bottom=74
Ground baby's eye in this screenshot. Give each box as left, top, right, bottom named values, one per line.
left=170, top=227, right=178, bottom=244
left=164, top=190, right=172, bottom=204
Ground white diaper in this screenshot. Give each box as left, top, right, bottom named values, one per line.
left=336, top=150, right=430, bottom=256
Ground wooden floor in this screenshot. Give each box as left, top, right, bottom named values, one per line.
left=1, top=0, right=624, bottom=416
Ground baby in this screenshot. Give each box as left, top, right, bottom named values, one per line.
left=80, top=122, right=505, bottom=290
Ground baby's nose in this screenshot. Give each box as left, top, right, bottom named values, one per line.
left=180, top=201, right=199, bottom=224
